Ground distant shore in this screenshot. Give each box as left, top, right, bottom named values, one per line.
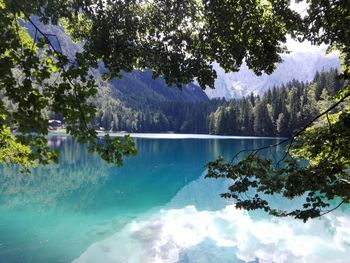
left=48, top=130, right=281, bottom=140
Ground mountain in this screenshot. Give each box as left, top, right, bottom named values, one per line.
left=108, top=70, right=208, bottom=108
left=25, top=17, right=340, bottom=104
left=24, top=17, right=209, bottom=108
left=21, top=18, right=212, bottom=133
left=205, top=51, right=341, bottom=100
left=21, top=18, right=342, bottom=134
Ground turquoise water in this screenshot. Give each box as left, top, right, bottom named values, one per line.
left=0, top=136, right=349, bottom=263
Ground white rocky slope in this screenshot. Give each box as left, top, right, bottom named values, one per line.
left=205, top=42, right=341, bottom=99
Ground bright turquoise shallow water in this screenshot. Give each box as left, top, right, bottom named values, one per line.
left=0, top=136, right=349, bottom=263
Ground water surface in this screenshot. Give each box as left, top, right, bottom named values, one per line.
left=0, top=136, right=349, bottom=263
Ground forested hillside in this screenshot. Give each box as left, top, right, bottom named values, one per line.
left=209, top=68, right=344, bottom=136
left=21, top=17, right=211, bottom=133
left=93, top=69, right=343, bottom=136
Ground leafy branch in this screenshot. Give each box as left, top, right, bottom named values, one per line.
left=231, top=88, right=350, bottom=163
left=0, top=0, right=137, bottom=169
left=207, top=83, right=350, bottom=221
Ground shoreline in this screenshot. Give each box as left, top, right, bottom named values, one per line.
left=47, top=130, right=284, bottom=140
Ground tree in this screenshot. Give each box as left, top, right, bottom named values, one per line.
left=241, top=98, right=254, bottom=135
left=253, top=100, right=274, bottom=136
left=288, top=86, right=301, bottom=132
left=276, top=112, right=289, bottom=136
left=205, top=1, right=350, bottom=221
left=1, top=0, right=350, bottom=220
left=1, top=0, right=300, bottom=169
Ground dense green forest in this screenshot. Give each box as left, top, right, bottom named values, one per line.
left=92, top=94, right=224, bottom=133
left=209, top=68, right=343, bottom=136
left=92, top=68, right=343, bottom=136
left=2, top=66, right=341, bottom=136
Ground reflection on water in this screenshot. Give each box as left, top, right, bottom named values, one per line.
left=0, top=136, right=282, bottom=263
left=0, top=137, right=109, bottom=211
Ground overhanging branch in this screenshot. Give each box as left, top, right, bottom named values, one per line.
left=231, top=88, right=350, bottom=163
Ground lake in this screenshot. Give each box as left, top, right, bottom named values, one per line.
left=0, top=135, right=349, bottom=263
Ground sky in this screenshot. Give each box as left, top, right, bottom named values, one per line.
left=286, top=37, right=331, bottom=55
left=290, top=0, right=309, bottom=16
left=287, top=1, right=338, bottom=56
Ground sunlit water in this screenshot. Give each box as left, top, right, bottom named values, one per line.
left=0, top=136, right=349, bottom=263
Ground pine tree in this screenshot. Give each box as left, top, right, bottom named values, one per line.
left=276, top=113, right=289, bottom=137
left=253, top=100, right=273, bottom=136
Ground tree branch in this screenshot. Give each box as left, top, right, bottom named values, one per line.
left=320, top=200, right=346, bottom=217
left=12, top=0, right=95, bottom=137
left=231, top=88, right=350, bottom=163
